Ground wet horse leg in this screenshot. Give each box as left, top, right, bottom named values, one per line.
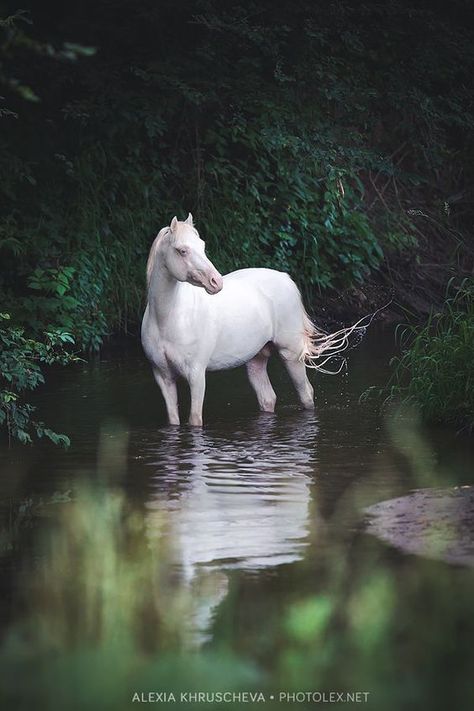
left=153, top=367, right=180, bottom=425
left=278, top=348, right=314, bottom=409
left=246, top=345, right=277, bottom=413
left=188, top=369, right=206, bottom=427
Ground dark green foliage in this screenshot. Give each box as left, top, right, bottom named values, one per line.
left=386, top=280, right=474, bottom=430
left=2, top=1, right=474, bottom=319
left=0, top=313, right=75, bottom=445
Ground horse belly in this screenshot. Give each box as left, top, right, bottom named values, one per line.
left=206, top=295, right=273, bottom=371
left=207, top=331, right=271, bottom=370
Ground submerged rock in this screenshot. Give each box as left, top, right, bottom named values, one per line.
left=365, top=486, right=474, bottom=567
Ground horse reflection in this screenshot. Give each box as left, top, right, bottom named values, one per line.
left=142, top=412, right=318, bottom=645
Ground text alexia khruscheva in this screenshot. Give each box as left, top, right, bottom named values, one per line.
left=131, top=691, right=371, bottom=704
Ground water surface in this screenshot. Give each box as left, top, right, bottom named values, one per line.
left=1, top=325, right=474, bottom=706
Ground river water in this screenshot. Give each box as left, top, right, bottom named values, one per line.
left=1, top=325, right=473, bottom=708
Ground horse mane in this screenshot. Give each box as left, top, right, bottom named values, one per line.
left=146, top=227, right=169, bottom=287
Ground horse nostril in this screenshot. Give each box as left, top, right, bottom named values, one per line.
left=207, top=272, right=223, bottom=293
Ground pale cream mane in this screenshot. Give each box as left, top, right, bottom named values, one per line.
left=146, top=227, right=169, bottom=287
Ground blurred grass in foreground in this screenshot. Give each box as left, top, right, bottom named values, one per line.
left=0, top=480, right=259, bottom=710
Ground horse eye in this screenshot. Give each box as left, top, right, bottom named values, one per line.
left=176, top=247, right=188, bottom=256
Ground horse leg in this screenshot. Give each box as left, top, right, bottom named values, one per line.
left=153, top=368, right=180, bottom=425
left=278, top=348, right=314, bottom=409
left=246, top=347, right=277, bottom=413
left=188, top=370, right=206, bottom=427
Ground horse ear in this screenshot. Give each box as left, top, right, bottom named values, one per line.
left=185, top=212, right=193, bottom=226
left=170, top=216, right=178, bottom=232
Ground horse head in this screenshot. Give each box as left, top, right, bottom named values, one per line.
left=160, top=214, right=223, bottom=295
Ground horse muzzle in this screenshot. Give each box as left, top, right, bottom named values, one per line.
left=205, top=272, right=223, bottom=295
left=188, top=269, right=223, bottom=294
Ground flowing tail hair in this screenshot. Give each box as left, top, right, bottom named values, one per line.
left=300, top=303, right=390, bottom=374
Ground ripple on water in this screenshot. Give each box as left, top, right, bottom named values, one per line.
left=141, top=412, right=319, bottom=577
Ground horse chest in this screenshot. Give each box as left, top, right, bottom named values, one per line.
left=145, top=326, right=207, bottom=377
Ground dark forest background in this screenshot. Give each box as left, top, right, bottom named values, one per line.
left=1, top=0, right=474, bottom=442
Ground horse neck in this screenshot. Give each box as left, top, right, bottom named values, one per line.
left=147, top=258, right=183, bottom=326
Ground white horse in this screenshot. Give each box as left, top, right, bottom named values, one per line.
left=141, top=214, right=358, bottom=426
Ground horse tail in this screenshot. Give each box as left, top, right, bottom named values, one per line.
left=300, top=307, right=380, bottom=375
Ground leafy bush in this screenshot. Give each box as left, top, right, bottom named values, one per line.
left=0, top=313, right=75, bottom=445
left=385, top=280, right=474, bottom=430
